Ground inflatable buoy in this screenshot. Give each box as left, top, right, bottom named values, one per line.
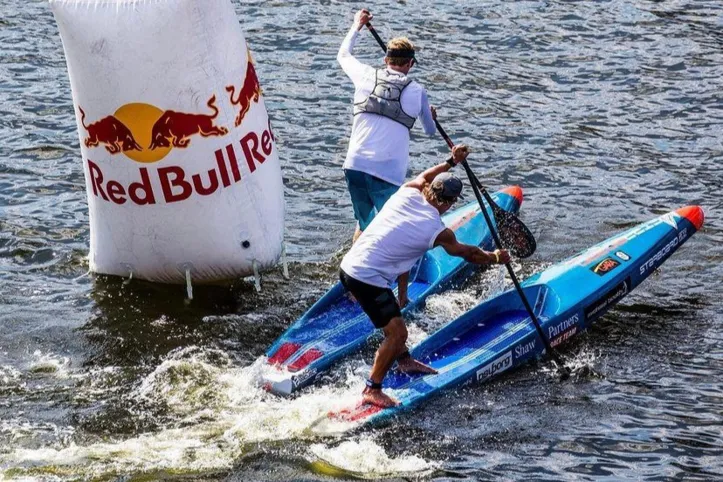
left=50, top=0, right=285, bottom=284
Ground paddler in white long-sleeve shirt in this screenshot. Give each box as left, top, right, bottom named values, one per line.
left=338, top=9, right=437, bottom=242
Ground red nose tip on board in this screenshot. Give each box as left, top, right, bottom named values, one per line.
left=501, top=185, right=523, bottom=205
left=676, top=205, right=705, bottom=231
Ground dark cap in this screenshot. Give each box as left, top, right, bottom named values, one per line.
left=431, top=172, right=464, bottom=201
left=385, top=48, right=415, bottom=60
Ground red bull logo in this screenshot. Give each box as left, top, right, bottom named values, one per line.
left=86, top=123, right=275, bottom=206
left=79, top=78, right=274, bottom=206
left=226, top=55, right=262, bottom=127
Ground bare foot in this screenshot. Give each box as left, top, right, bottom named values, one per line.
left=397, top=357, right=438, bottom=375
left=362, top=387, right=399, bottom=408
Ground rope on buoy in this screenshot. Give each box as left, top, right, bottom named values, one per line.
left=185, top=268, right=193, bottom=300
left=282, top=242, right=289, bottom=279
left=253, top=260, right=261, bottom=292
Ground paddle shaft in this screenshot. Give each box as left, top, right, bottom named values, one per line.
left=366, top=22, right=568, bottom=373
left=434, top=122, right=567, bottom=371
left=366, top=24, right=387, bottom=53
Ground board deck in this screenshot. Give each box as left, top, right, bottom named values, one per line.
left=328, top=206, right=705, bottom=425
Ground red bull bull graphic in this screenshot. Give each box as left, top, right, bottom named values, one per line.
left=79, top=98, right=229, bottom=164
left=79, top=107, right=142, bottom=154
left=226, top=57, right=262, bottom=127
left=149, top=95, right=228, bottom=150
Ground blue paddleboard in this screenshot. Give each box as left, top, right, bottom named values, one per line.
left=263, top=186, right=525, bottom=395
left=330, top=206, right=705, bottom=425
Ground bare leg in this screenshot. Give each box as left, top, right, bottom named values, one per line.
left=363, top=317, right=407, bottom=408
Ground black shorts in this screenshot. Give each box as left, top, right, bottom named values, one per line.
left=339, top=269, right=401, bottom=329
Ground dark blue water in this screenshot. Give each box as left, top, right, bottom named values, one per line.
left=1, top=0, right=722, bottom=480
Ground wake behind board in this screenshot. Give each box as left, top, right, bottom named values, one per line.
left=263, top=186, right=525, bottom=395
left=329, top=206, right=705, bottom=425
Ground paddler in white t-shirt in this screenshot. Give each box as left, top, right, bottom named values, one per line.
left=338, top=9, right=437, bottom=242
left=340, top=145, right=511, bottom=408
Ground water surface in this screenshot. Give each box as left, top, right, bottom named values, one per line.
left=1, top=0, right=722, bottom=480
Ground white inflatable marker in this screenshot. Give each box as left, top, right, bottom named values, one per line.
left=50, top=0, right=285, bottom=284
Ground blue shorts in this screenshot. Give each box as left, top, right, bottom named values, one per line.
left=344, top=169, right=400, bottom=231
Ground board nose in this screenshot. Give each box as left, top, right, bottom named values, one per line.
left=676, top=205, right=704, bottom=230
left=501, top=185, right=523, bottom=205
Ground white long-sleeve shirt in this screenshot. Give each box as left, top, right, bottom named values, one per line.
left=337, top=27, right=436, bottom=186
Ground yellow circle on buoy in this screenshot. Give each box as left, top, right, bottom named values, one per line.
left=114, top=103, right=171, bottom=163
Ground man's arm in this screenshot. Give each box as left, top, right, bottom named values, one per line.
left=337, top=10, right=375, bottom=86
left=405, top=144, right=469, bottom=191
left=418, top=90, right=436, bottom=136
left=434, top=228, right=511, bottom=265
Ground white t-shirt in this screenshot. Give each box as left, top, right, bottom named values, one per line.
left=341, top=187, right=446, bottom=288
left=337, top=27, right=436, bottom=186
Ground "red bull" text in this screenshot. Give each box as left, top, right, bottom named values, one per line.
left=87, top=124, right=274, bottom=206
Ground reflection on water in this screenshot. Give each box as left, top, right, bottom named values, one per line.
left=1, top=0, right=722, bottom=480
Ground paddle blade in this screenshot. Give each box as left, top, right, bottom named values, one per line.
left=492, top=203, right=537, bottom=258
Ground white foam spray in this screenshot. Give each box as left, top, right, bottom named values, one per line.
left=1, top=347, right=437, bottom=480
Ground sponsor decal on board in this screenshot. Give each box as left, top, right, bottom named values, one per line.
left=551, top=326, right=577, bottom=347
left=292, top=367, right=318, bottom=389
left=639, top=228, right=688, bottom=276
left=514, top=339, right=536, bottom=359
left=584, top=277, right=631, bottom=323
left=615, top=251, right=630, bottom=262
left=591, top=257, right=620, bottom=276
left=566, top=218, right=665, bottom=267
left=549, top=313, right=579, bottom=347
left=476, top=351, right=512, bottom=382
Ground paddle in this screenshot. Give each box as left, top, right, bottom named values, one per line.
left=365, top=22, right=570, bottom=377
left=436, top=126, right=536, bottom=258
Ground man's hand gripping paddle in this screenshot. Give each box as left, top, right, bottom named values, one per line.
left=365, top=22, right=570, bottom=378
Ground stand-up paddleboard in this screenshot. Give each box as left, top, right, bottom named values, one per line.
left=330, top=206, right=704, bottom=425
left=263, top=186, right=525, bottom=395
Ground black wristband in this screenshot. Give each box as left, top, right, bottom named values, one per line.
left=365, top=379, right=382, bottom=390
left=446, top=156, right=455, bottom=167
